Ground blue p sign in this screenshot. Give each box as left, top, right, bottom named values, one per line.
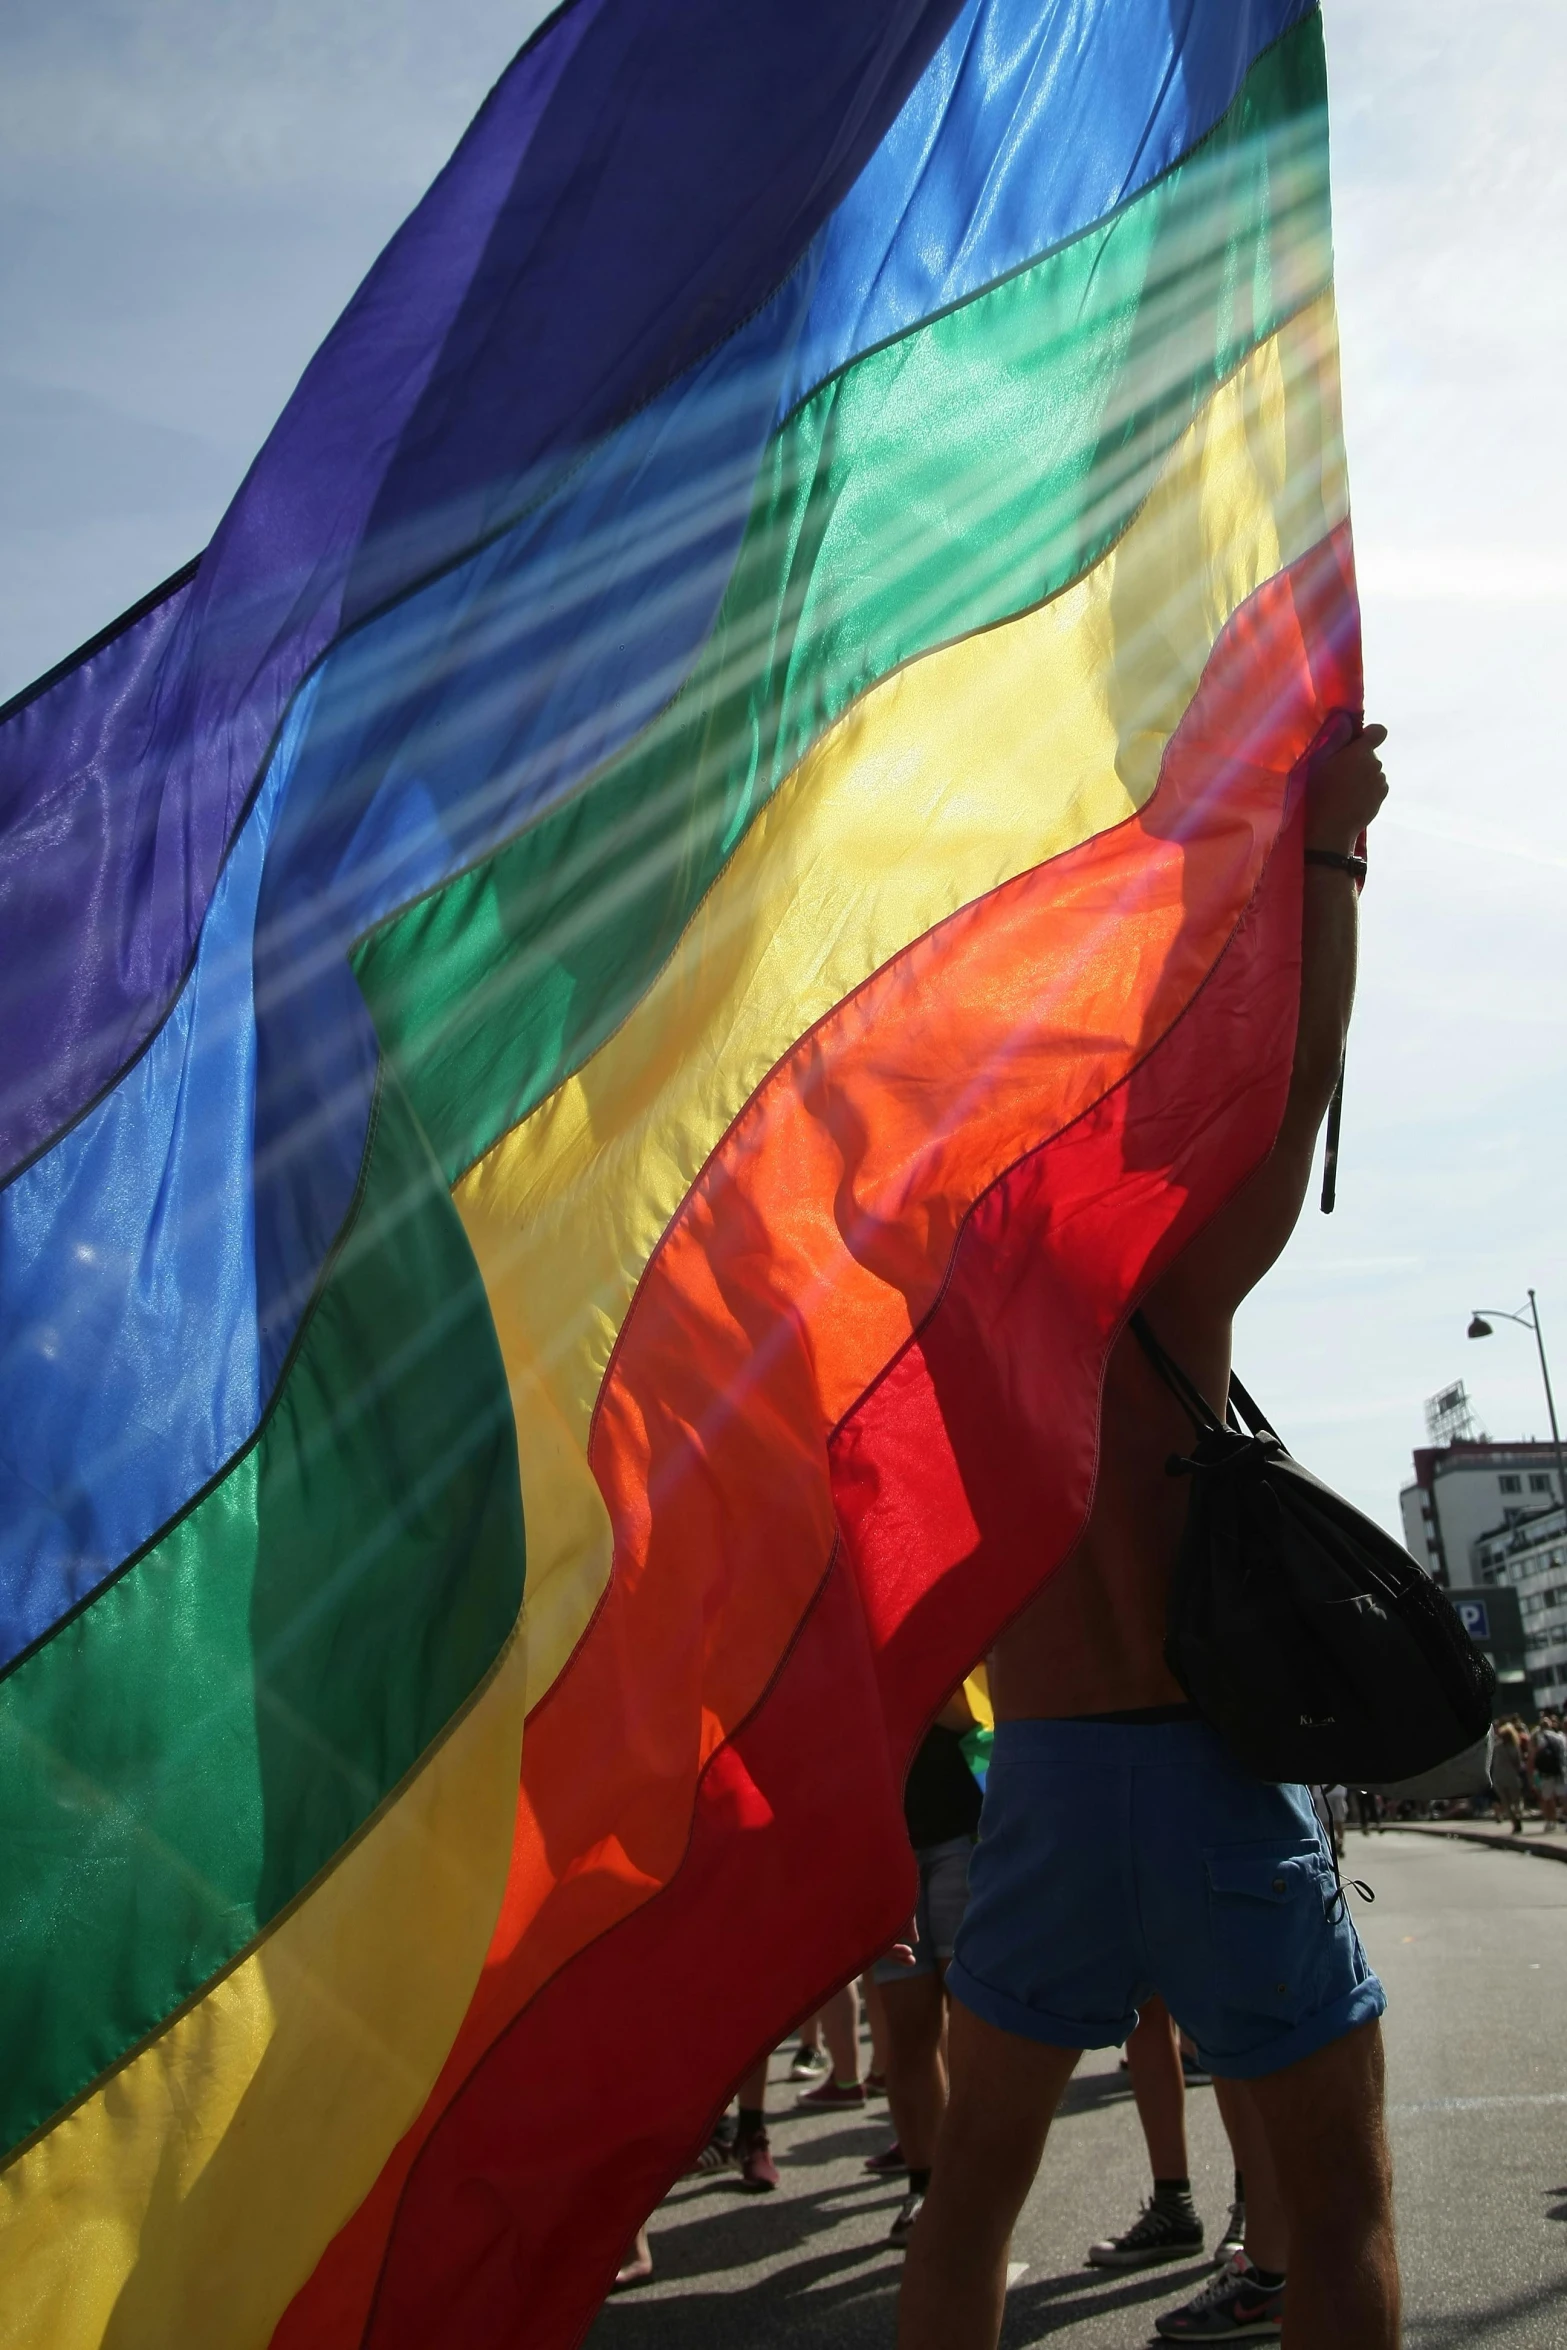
left=1457, top=1598, right=1491, bottom=1641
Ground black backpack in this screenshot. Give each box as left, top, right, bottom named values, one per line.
left=1131, top=1313, right=1496, bottom=1785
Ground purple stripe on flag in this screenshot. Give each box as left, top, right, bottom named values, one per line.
left=0, top=0, right=962, bottom=1188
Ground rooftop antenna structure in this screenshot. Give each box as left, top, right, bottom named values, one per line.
left=1424, top=1380, right=1485, bottom=1447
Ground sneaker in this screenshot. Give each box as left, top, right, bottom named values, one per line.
left=797, top=2076, right=866, bottom=2108
left=864, top=2141, right=907, bottom=2175
left=1213, top=2199, right=1247, bottom=2266
left=1155, top=2253, right=1283, bottom=2338
left=888, top=2188, right=925, bottom=2247
left=1181, top=2052, right=1213, bottom=2088
left=686, top=2121, right=737, bottom=2176
left=865, top=2069, right=889, bottom=2096
left=789, top=2043, right=829, bottom=2079
left=1087, top=2199, right=1204, bottom=2270
left=736, top=2128, right=780, bottom=2192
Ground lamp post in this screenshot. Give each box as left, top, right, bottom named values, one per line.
left=1467, top=1289, right=1567, bottom=1528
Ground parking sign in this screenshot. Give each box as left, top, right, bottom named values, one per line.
left=1457, top=1598, right=1491, bottom=1642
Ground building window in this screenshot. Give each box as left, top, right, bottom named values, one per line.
left=1530, top=1474, right=1554, bottom=1493
left=1499, top=1475, right=1522, bottom=1494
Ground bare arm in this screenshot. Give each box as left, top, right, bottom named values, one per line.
left=1149, top=724, right=1388, bottom=1343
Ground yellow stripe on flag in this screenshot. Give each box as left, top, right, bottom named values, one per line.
left=463, top=295, right=1348, bottom=1715
left=1, top=1625, right=528, bottom=2350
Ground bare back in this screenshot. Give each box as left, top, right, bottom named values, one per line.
left=991, top=724, right=1388, bottom=1725
left=989, top=1312, right=1232, bottom=1719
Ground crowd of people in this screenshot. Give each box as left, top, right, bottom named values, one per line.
left=1484, top=1711, right=1566, bottom=1831
left=1317, top=1709, right=1566, bottom=1842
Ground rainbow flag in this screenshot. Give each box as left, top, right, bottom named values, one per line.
left=0, top=2, right=1358, bottom=2342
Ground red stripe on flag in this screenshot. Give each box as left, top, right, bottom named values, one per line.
left=275, top=524, right=1358, bottom=2350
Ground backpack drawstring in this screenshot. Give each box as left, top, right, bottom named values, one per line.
left=1315, top=1791, right=1375, bottom=1924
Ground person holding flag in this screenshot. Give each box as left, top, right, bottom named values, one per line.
left=901, top=726, right=1399, bottom=2350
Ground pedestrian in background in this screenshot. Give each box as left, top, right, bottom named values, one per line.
left=1491, top=1723, right=1526, bottom=1834
left=871, top=1689, right=983, bottom=2246
left=1534, top=1713, right=1566, bottom=1829
left=1087, top=1998, right=1205, bottom=2272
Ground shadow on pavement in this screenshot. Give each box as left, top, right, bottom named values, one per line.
left=614, top=2172, right=896, bottom=2287
left=596, top=2217, right=900, bottom=2349
left=781, top=2117, right=893, bottom=2168
left=1000, top=2259, right=1212, bottom=2345
left=594, top=2165, right=1216, bottom=2350
left=1401, top=2275, right=1567, bottom=2347
left=1054, top=2069, right=1138, bottom=2120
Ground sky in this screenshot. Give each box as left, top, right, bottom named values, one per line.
left=2, top=1, right=1564, bottom=1540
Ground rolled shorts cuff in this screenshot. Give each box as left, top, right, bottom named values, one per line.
left=1199, top=1968, right=1387, bottom=2082
left=944, top=1955, right=1136, bottom=2051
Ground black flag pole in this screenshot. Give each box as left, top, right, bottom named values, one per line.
left=1320, top=1048, right=1346, bottom=1214
left=1307, top=708, right=1365, bottom=1218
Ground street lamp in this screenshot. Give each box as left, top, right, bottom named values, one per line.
left=1467, top=1289, right=1567, bottom=1525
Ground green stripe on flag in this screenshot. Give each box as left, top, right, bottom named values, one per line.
left=0, top=1068, right=524, bottom=2159
left=355, top=13, right=1329, bottom=1185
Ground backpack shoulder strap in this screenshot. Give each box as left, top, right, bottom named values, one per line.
left=1128, top=1310, right=1223, bottom=1434
left=1224, top=1367, right=1285, bottom=1448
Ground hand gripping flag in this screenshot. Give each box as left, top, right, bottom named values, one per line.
left=0, top=3, right=1359, bottom=2344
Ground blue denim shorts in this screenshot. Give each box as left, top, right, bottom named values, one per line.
left=946, top=1717, right=1384, bottom=2080
left=871, top=1835, right=974, bottom=1984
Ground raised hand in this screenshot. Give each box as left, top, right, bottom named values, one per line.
left=1307, top=721, right=1388, bottom=856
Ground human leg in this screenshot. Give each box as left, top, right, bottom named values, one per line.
left=907, top=1721, right=1148, bottom=2325
left=1213, top=2074, right=1286, bottom=2275
left=1085, top=1995, right=1204, bottom=2269
left=863, top=1971, right=890, bottom=2079
left=1131, top=1732, right=1389, bottom=2324
left=898, top=1999, right=1079, bottom=2350
left=611, top=2223, right=653, bottom=2290
left=1125, top=1994, right=1189, bottom=2181
left=880, top=1971, right=947, bottom=2172
left=1246, top=2019, right=1398, bottom=2348
left=1150, top=2077, right=1288, bottom=2338
left=821, top=1979, right=863, bottom=2086
left=879, top=1967, right=948, bottom=2245
left=797, top=1978, right=866, bottom=2110
left=789, top=2010, right=828, bottom=2077
left=735, top=2053, right=779, bottom=2191
left=1145, top=2071, right=1296, bottom=2338
left=735, top=2055, right=765, bottom=2104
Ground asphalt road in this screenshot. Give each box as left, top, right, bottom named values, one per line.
left=587, top=1831, right=1567, bottom=2348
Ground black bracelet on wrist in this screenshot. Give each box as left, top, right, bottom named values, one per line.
left=1304, top=847, right=1367, bottom=882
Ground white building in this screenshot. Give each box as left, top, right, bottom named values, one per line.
left=1399, top=1439, right=1564, bottom=1585
left=1473, top=1502, right=1567, bottom=1709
